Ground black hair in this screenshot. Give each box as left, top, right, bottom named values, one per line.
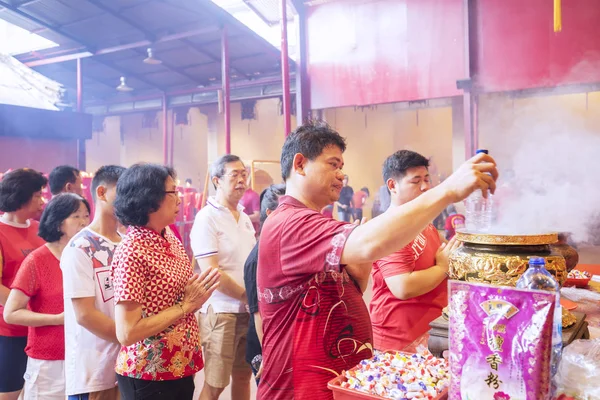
left=185, top=178, right=192, bottom=185
left=259, top=183, right=286, bottom=226
left=382, top=150, right=430, bottom=183
left=0, top=168, right=48, bottom=212
left=49, top=165, right=80, bottom=195
left=114, top=163, right=176, bottom=227
left=361, top=187, right=370, bottom=196
left=210, top=154, right=244, bottom=189
left=91, top=165, right=126, bottom=201
left=38, top=193, right=90, bottom=242
left=280, top=120, right=347, bottom=181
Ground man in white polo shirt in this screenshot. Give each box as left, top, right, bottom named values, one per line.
left=191, top=154, right=256, bottom=400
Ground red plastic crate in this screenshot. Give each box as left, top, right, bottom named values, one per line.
left=327, top=352, right=449, bottom=400
left=564, top=277, right=591, bottom=287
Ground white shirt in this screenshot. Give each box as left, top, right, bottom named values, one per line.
left=190, top=196, right=256, bottom=314
left=61, top=227, right=120, bottom=396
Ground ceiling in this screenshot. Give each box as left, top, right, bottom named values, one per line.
left=0, top=0, right=295, bottom=105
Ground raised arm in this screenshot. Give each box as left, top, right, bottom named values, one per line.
left=341, top=153, right=497, bottom=265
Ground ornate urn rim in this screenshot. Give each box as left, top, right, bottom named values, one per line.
left=455, top=231, right=559, bottom=245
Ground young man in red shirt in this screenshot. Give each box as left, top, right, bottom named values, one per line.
left=257, top=122, right=498, bottom=399
left=370, top=150, right=461, bottom=352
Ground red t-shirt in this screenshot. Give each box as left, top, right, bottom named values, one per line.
left=352, top=191, right=368, bottom=210
left=240, top=188, right=260, bottom=234
left=370, top=224, right=447, bottom=351
left=183, top=188, right=197, bottom=221
left=257, top=196, right=373, bottom=400
left=0, top=220, right=45, bottom=337
left=11, top=245, right=64, bottom=360
left=168, top=224, right=183, bottom=243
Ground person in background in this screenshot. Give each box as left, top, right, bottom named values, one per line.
left=335, top=174, right=354, bottom=222
left=190, top=155, right=256, bottom=400
left=372, top=184, right=391, bottom=218
left=61, top=165, right=125, bottom=400
left=257, top=121, right=497, bottom=399
left=239, top=169, right=261, bottom=235
left=0, top=168, right=47, bottom=400
left=243, top=183, right=286, bottom=384
left=321, top=203, right=334, bottom=219
left=111, top=164, right=220, bottom=400
left=4, top=193, right=90, bottom=400
left=183, top=178, right=198, bottom=221
left=370, top=150, right=461, bottom=352
left=49, top=165, right=83, bottom=196
left=169, top=221, right=184, bottom=243
left=444, top=204, right=465, bottom=240
left=352, top=187, right=370, bottom=221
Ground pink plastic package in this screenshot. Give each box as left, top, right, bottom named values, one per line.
left=448, top=281, right=555, bottom=400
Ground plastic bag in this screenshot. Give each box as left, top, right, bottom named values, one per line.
left=560, top=286, right=600, bottom=302
left=448, top=281, right=555, bottom=400
left=555, top=339, right=600, bottom=400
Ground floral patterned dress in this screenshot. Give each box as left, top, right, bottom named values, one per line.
left=112, top=226, right=203, bottom=380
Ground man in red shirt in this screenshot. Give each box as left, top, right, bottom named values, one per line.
left=257, top=122, right=498, bottom=399
left=370, top=150, right=461, bottom=352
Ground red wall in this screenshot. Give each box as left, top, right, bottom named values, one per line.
left=307, top=0, right=464, bottom=109
left=475, top=0, right=600, bottom=92
left=0, top=137, right=78, bottom=174
left=306, top=0, right=600, bottom=109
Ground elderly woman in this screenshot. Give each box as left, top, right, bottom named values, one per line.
left=4, top=193, right=90, bottom=400
left=0, top=168, right=47, bottom=400
left=112, top=163, right=220, bottom=400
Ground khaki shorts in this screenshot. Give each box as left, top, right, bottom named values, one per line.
left=200, top=306, right=251, bottom=388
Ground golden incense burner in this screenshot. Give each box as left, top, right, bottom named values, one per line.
left=449, top=231, right=568, bottom=287
left=431, top=232, right=582, bottom=356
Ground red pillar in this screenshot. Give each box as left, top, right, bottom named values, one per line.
left=294, top=1, right=311, bottom=125
left=76, top=58, right=86, bottom=171
left=162, top=93, right=168, bottom=165
left=169, top=109, right=175, bottom=167
left=222, top=26, right=231, bottom=154
left=280, top=0, right=292, bottom=136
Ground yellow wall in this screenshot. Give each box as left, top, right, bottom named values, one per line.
left=86, top=99, right=292, bottom=189
left=324, top=105, right=454, bottom=190
left=86, top=99, right=455, bottom=210
left=86, top=108, right=209, bottom=187
left=86, top=116, right=122, bottom=172
left=215, top=98, right=295, bottom=165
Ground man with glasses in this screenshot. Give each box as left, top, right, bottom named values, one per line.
left=190, top=154, right=256, bottom=400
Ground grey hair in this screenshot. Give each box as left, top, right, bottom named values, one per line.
left=210, top=154, right=243, bottom=189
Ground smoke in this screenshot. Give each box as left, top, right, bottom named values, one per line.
left=480, top=93, right=600, bottom=243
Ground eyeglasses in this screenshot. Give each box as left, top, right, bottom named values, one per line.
left=222, top=172, right=248, bottom=180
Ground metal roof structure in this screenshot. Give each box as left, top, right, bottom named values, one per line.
left=0, top=0, right=295, bottom=109
left=0, top=52, right=63, bottom=109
